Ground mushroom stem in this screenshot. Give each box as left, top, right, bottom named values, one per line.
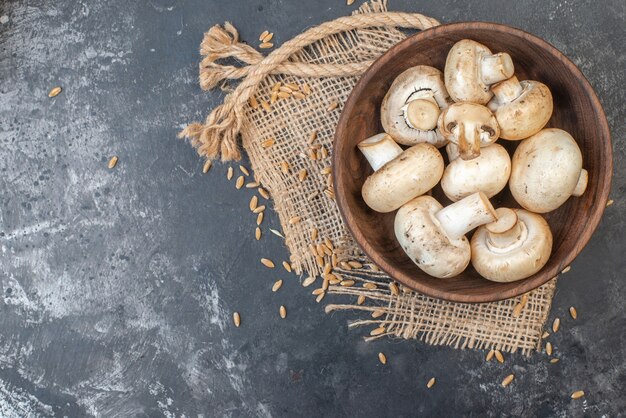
left=485, top=208, right=527, bottom=251
left=404, top=98, right=440, bottom=131
left=572, top=169, right=588, bottom=197
left=446, top=142, right=460, bottom=162
left=435, top=192, right=497, bottom=240
left=491, top=76, right=523, bottom=105
left=357, top=133, right=403, bottom=171
left=480, top=52, right=515, bottom=85
left=457, top=123, right=481, bottom=160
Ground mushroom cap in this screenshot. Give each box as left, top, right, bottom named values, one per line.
left=395, top=195, right=470, bottom=278
left=437, top=102, right=500, bottom=159
left=509, top=128, right=583, bottom=213
left=444, top=39, right=514, bottom=104
left=441, top=143, right=511, bottom=201
left=381, top=65, right=451, bottom=147
left=489, top=80, right=553, bottom=140
left=362, top=143, right=444, bottom=212
left=471, top=209, right=552, bottom=282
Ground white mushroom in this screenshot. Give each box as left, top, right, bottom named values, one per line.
left=437, top=102, right=500, bottom=160
left=441, top=143, right=511, bottom=202
left=381, top=65, right=452, bottom=147
left=487, top=76, right=553, bottom=140
left=509, top=128, right=587, bottom=213
left=395, top=192, right=497, bottom=278
left=358, top=133, right=444, bottom=213
left=471, top=208, right=553, bottom=282
left=444, top=39, right=515, bottom=104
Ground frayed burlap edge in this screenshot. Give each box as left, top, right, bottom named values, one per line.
left=181, top=0, right=556, bottom=355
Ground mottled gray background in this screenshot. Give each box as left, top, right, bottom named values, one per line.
left=0, top=0, right=624, bottom=416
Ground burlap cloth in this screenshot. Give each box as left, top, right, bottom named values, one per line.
left=181, top=0, right=556, bottom=355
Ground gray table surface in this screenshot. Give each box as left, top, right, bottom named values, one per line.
left=1, top=0, right=624, bottom=416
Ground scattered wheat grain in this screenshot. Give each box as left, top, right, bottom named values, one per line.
left=501, top=374, right=515, bottom=387
left=272, top=280, right=283, bottom=292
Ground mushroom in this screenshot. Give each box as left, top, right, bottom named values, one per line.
left=444, top=39, right=515, bottom=104
left=437, top=102, right=500, bottom=160
left=381, top=65, right=452, bottom=147
left=471, top=208, right=553, bottom=282
left=395, top=192, right=497, bottom=278
left=358, top=133, right=444, bottom=213
left=441, top=143, right=511, bottom=202
left=487, top=76, right=553, bottom=140
left=509, top=128, right=587, bottom=213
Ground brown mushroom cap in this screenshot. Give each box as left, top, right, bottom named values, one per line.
left=488, top=77, right=553, bottom=140
left=471, top=209, right=552, bottom=282
left=362, top=143, right=444, bottom=213
left=437, top=102, right=500, bottom=160
left=509, top=128, right=584, bottom=213
left=444, top=39, right=515, bottom=104
left=381, top=65, right=452, bottom=147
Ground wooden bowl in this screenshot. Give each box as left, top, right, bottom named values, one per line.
left=333, top=22, right=612, bottom=303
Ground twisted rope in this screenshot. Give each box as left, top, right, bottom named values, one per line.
left=180, top=11, right=440, bottom=161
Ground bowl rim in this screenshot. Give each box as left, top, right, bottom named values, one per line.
left=333, top=21, right=613, bottom=303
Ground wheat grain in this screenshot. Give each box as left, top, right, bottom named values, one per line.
left=261, top=258, right=275, bottom=268
left=249, top=195, right=258, bottom=211
left=233, top=312, right=241, bottom=327
left=108, top=156, right=118, bottom=169
left=48, top=86, right=62, bottom=97
left=258, top=188, right=270, bottom=199
left=571, top=390, right=584, bottom=399
left=370, top=326, right=385, bottom=336
left=326, top=101, right=339, bottom=112
left=501, top=374, right=515, bottom=387
left=272, top=280, right=283, bottom=292
left=552, top=318, right=560, bottom=333
left=302, top=276, right=316, bottom=287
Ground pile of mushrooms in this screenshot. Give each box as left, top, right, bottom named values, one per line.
left=357, top=39, right=588, bottom=282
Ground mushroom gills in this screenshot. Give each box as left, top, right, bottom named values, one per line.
left=401, top=89, right=441, bottom=131
left=437, top=102, right=500, bottom=160
left=381, top=65, right=452, bottom=147
left=471, top=208, right=553, bottom=283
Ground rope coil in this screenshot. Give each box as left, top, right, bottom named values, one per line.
left=180, top=11, right=440, bottom=161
